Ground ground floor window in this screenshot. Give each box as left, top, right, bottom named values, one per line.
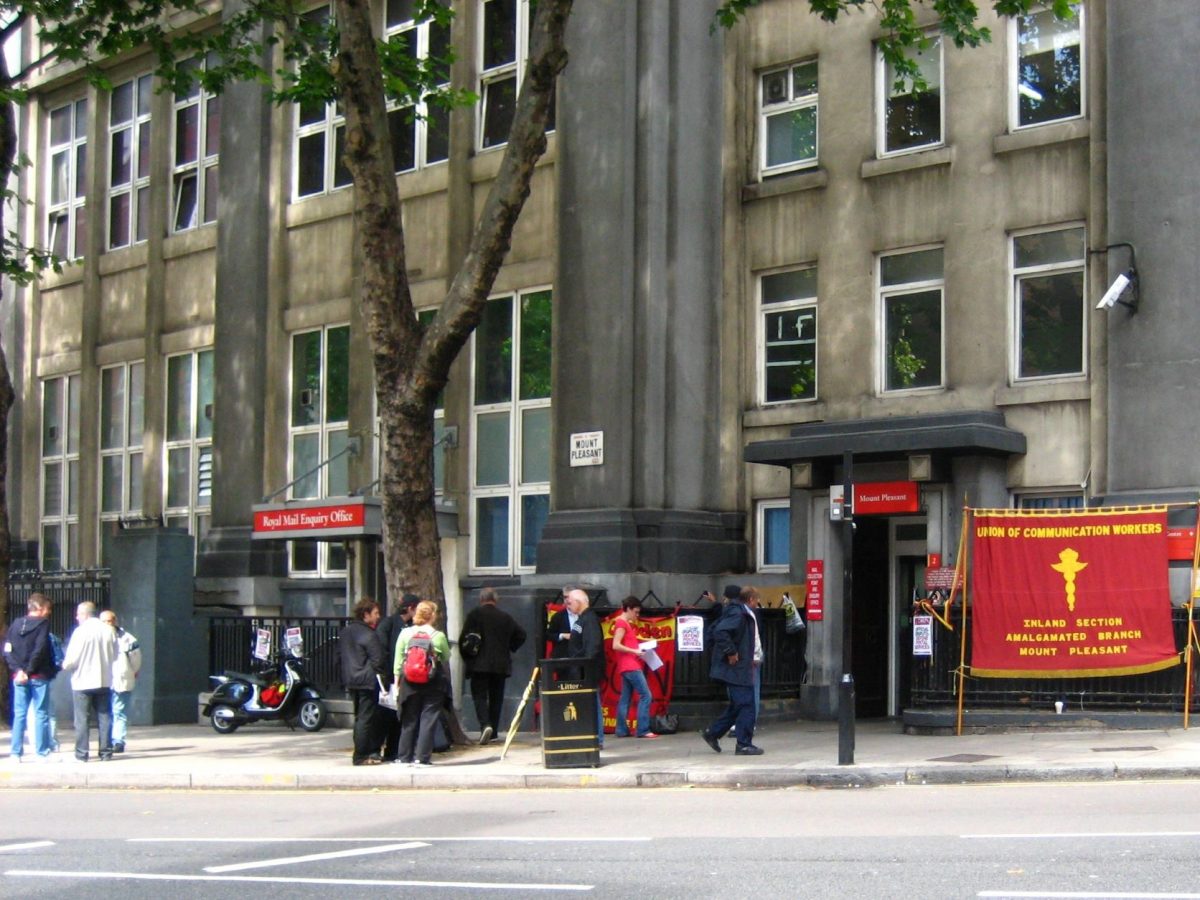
left=40, top=374, right=80, bottom=570
left=757, top=499, right=791, bottom=572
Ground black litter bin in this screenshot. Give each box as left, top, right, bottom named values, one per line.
left=539, top=657, right=601, bottom=768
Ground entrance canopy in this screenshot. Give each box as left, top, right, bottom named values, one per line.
left=252, top=496, right=381, bottom=541
left=744, top=410, right=1026, bottom=473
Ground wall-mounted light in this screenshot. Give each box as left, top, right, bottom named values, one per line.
left=1092, top=242, right=1139, bottom=313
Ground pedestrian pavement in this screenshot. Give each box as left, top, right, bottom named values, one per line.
left=5, top=717, right=1200, bottom=791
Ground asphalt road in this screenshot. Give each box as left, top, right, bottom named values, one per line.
left=4, top=782, right=1200, bottom=898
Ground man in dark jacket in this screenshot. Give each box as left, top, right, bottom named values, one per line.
left=700, top=585, right=764, bottom=756
left=460, top=587, right=527, bottom=744
left=3, top=593, right=56, bottom=761
left=339, top=597, right=385, bottom=766
left=375, top=594, right=419, bottom=761
left=565, top=588, right=605, bottom=747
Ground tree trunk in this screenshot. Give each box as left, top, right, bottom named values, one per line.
left=0, top=61, right=17, bottom=716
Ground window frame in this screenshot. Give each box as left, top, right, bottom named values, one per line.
left=98, top=361, right=146, bottom=565
left=163, top=349, right=214, bottom=548
left=291, top=5, right=351, bottom=201
left=756, top=499, right=791, bottom=573
left=757, top=265, right=818, bottom=406
left=1014, top=490, right=1085, bottom=510
left=40, top=374, right=81, bottom=571
left=1009, top=2, right=1085, bottom=131
left=469, top=286, right=552, bottom=575
left=46, top=98, right=88, bottom=262
left=876, top=246, right=946, bottom=395
left=1010, top=223, right=1087, bottom=383
left=384, top=0, right=451, bottom=172
left=170, top=55, right=221, bottom=233
left=477, top=0, right=552, bottom=151
left=107, top=73, right=153, bottom=250
left=758, top=58, right=819, bottom=178
left=876, top=34, right=943, bottom=158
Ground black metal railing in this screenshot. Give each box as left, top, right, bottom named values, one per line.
left=206, top=615, right=348, bottom=695
left=910, top=605, right=1199, bottom=711
left=5, top=569, right=111, bottom=638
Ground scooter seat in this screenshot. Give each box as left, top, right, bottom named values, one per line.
left=225, top=671, right=270, bottom=687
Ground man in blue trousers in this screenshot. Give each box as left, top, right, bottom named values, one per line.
left=700, top=585, right=764, bottom=756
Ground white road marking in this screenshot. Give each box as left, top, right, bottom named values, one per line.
left=979, top=892, right=1200, bottom=899
left=0, top=842, right=54, bottom=853
left=132, top=835, right=650, bottom=843
left=4, top=870, right=592, bottom=891
left=963, top=831, right=1200, bottom=840
left=204, top=841, right=428, bottom=873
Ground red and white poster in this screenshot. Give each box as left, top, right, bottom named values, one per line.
left=970, top=508, right=1179, bottom=678
left=805, top=560, right=824, bottom=621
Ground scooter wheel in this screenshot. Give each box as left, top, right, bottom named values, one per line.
left=210, top=704, right=241, bottom=734
left=297, top=698, right=327, bottom=732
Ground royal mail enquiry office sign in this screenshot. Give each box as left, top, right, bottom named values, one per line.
left=569, top=431, right=604, bottom=467
left=252, top=497, right=381, bottom=541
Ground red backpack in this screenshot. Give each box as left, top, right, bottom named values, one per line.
left=403, top=630, right=438, bottom=684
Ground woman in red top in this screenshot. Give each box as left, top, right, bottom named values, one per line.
left=611, top=596, right=658, bottom=739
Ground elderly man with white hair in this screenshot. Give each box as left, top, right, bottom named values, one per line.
left=564, top=589, right=606, bottom=749
left=61, top=602, right=119, bottom=762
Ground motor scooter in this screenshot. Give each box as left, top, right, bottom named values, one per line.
left=203, top=640, right=327, bottom=734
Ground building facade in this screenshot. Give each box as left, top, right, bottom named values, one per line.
left=9, top=1, right=1192, bottom=720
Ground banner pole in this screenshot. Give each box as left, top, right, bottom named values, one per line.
left=955, top=507, right=971, bottom=737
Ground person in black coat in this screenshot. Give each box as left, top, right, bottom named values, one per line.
left=459, top=587, right=527, bottom=744
left=700, top=585, right=764, bottom=756
left=339, top=597, right=385, bottom=766
left=565, top=588, right=606, bottom=747
left=375, top=594, right=419, bottom=761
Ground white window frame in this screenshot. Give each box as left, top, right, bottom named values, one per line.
left=1013, top=490, right=1085, bottom=510
left=40, top=374, right=81, bottom=571
left=98, top=361, right=146, bottom=566
left=171, top=55, right=220, bottom=233
left=384, top=0, right=451, bottom=171
left=292, top=5, right=351, bottom=201
left=757, top=266, right=818, bottom=406
left=469, top=286, right=552, bottom=575
left=1009, top=2, right=1084, bottom=131
left=758, top=58, right=819, bottom=178
left=477, top=0, right=549, bottom=151
left=107, top=73, right=153, bottom=250
left=46, top=98, right=88, bottom=262
left=288, top=324, right=350, bottom=578
left=163, top=349, right=214, bottom=547
left=756, top=499, right=791, bottom=573
left=876, top=34, right=943, bottom=157
left=877, top=246, right=945, bottom=395
left=1010, top=224, right=1086, bottom=383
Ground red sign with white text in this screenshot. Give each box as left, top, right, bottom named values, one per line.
left=853, top=481, right=920, bottom=515
left=1167, top=527, right=1197, bottom=561
left=254, top=502, right=366, bottom=534
left=805, top=560, right=825, bottom=621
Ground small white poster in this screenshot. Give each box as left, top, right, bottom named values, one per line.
left=569, top=431, right=604, bottom=467
left=254, top=628, right=272, bottom=661
left=285, top=627, right=303, bottom=650
left=912, top=615, right=933, bottom=657
left=677, top=615, right=705, bottom=652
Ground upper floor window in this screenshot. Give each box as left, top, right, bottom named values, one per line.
left=878, top=247, right=944, bottom=393
left=108, top=74, right=153, bottom=249
left=172, top=55, right=221, bottom=232
left=759, top=267, right=817, bottom=405
left=1015, top=491, right=1085, bottom=510
left=294, top=5, right=352, bottom=200
left=46, top=99, right=87, bottom=261
left=878, top=36, right=942, bottom=156
left=40, top=374, right=81, bottom=570
left=99, top=361, right=145, bottom=564
left=1012, top=226, right=1085, bottom=381
left=759, top=60, right=817, bottom=177
left=1012, top=3, right=1083, bottom=129
left=289, top=325, right=350, bottom=576
left=471, top=288, right=551, bottom=573
left=757, top=500, right=791, bottom=572
left=385, top=0, right=451, bottom=170
left=164, top=350, right=214, bottom=546
left=478, top=0, right=553, bottom=150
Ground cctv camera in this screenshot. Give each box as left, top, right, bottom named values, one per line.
left=1096, top=271, right=1132, bottom=310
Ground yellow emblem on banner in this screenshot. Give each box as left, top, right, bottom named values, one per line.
left=1050, top=547, right=1088, bottom=612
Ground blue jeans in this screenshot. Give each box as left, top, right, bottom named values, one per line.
left=707, top=683, right=757, bottom=748
left=615, top=669, right=652, bottom=737
left=111, top=690, right=131, bottom=744
left=10, top=677, right=52, bottom=757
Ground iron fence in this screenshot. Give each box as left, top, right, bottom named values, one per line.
left=5, top=569, right=111, bottom=639
left=909, top=605, right=1199, bottom=711
left=206, top=615, right=348, bottom=695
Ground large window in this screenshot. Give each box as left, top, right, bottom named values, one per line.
left=759, top=60, right=818, bottom=177
left=99, top=362, right=145, bottom=564
left=164, top=350, right=214, bottom=545
left=471, top=288, right=551, bottom=572
left=108, top=74, right=153, bottom=250
left=289, top=325, right=350, bottom=576
left=1012, top=3, right=1083, bottom=129
left=40, top=374, right=81, bottom=570
left=879, top=248, right=944, bottom=393
left=46, top=99, right=87, bottom=261
left=172, top=55, right=221, bottom=232
left=294, top=5, right=351, bottom=200
left=385, top=0, right=451, bottom=171
left=1016, top=491, right=1085, bottom=510
left=1012, top=226, right=1085, bottom=380
left=757, top=500, right=791, bottom=572
left=878, top=36, right=942, bottom=156
left=477, top=0, right=553, bottom=150
left=759, top=267, right=817, bottom=404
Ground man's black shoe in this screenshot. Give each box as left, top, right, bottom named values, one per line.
left=113, top=742, right=125, bottom=753
left=700, top=730, right=721, bottom=753
left=734, top=744, right=764, bottom=756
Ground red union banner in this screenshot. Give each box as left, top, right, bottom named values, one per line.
left=971, top=508, right=1179, bottom=677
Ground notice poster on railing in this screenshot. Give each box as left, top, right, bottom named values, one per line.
left=912, top=615, right=933, bottom=656
left=253, top=628, right=271, bottom=661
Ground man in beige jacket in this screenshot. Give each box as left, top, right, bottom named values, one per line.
left=61, top=602, right=118, bottom=761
